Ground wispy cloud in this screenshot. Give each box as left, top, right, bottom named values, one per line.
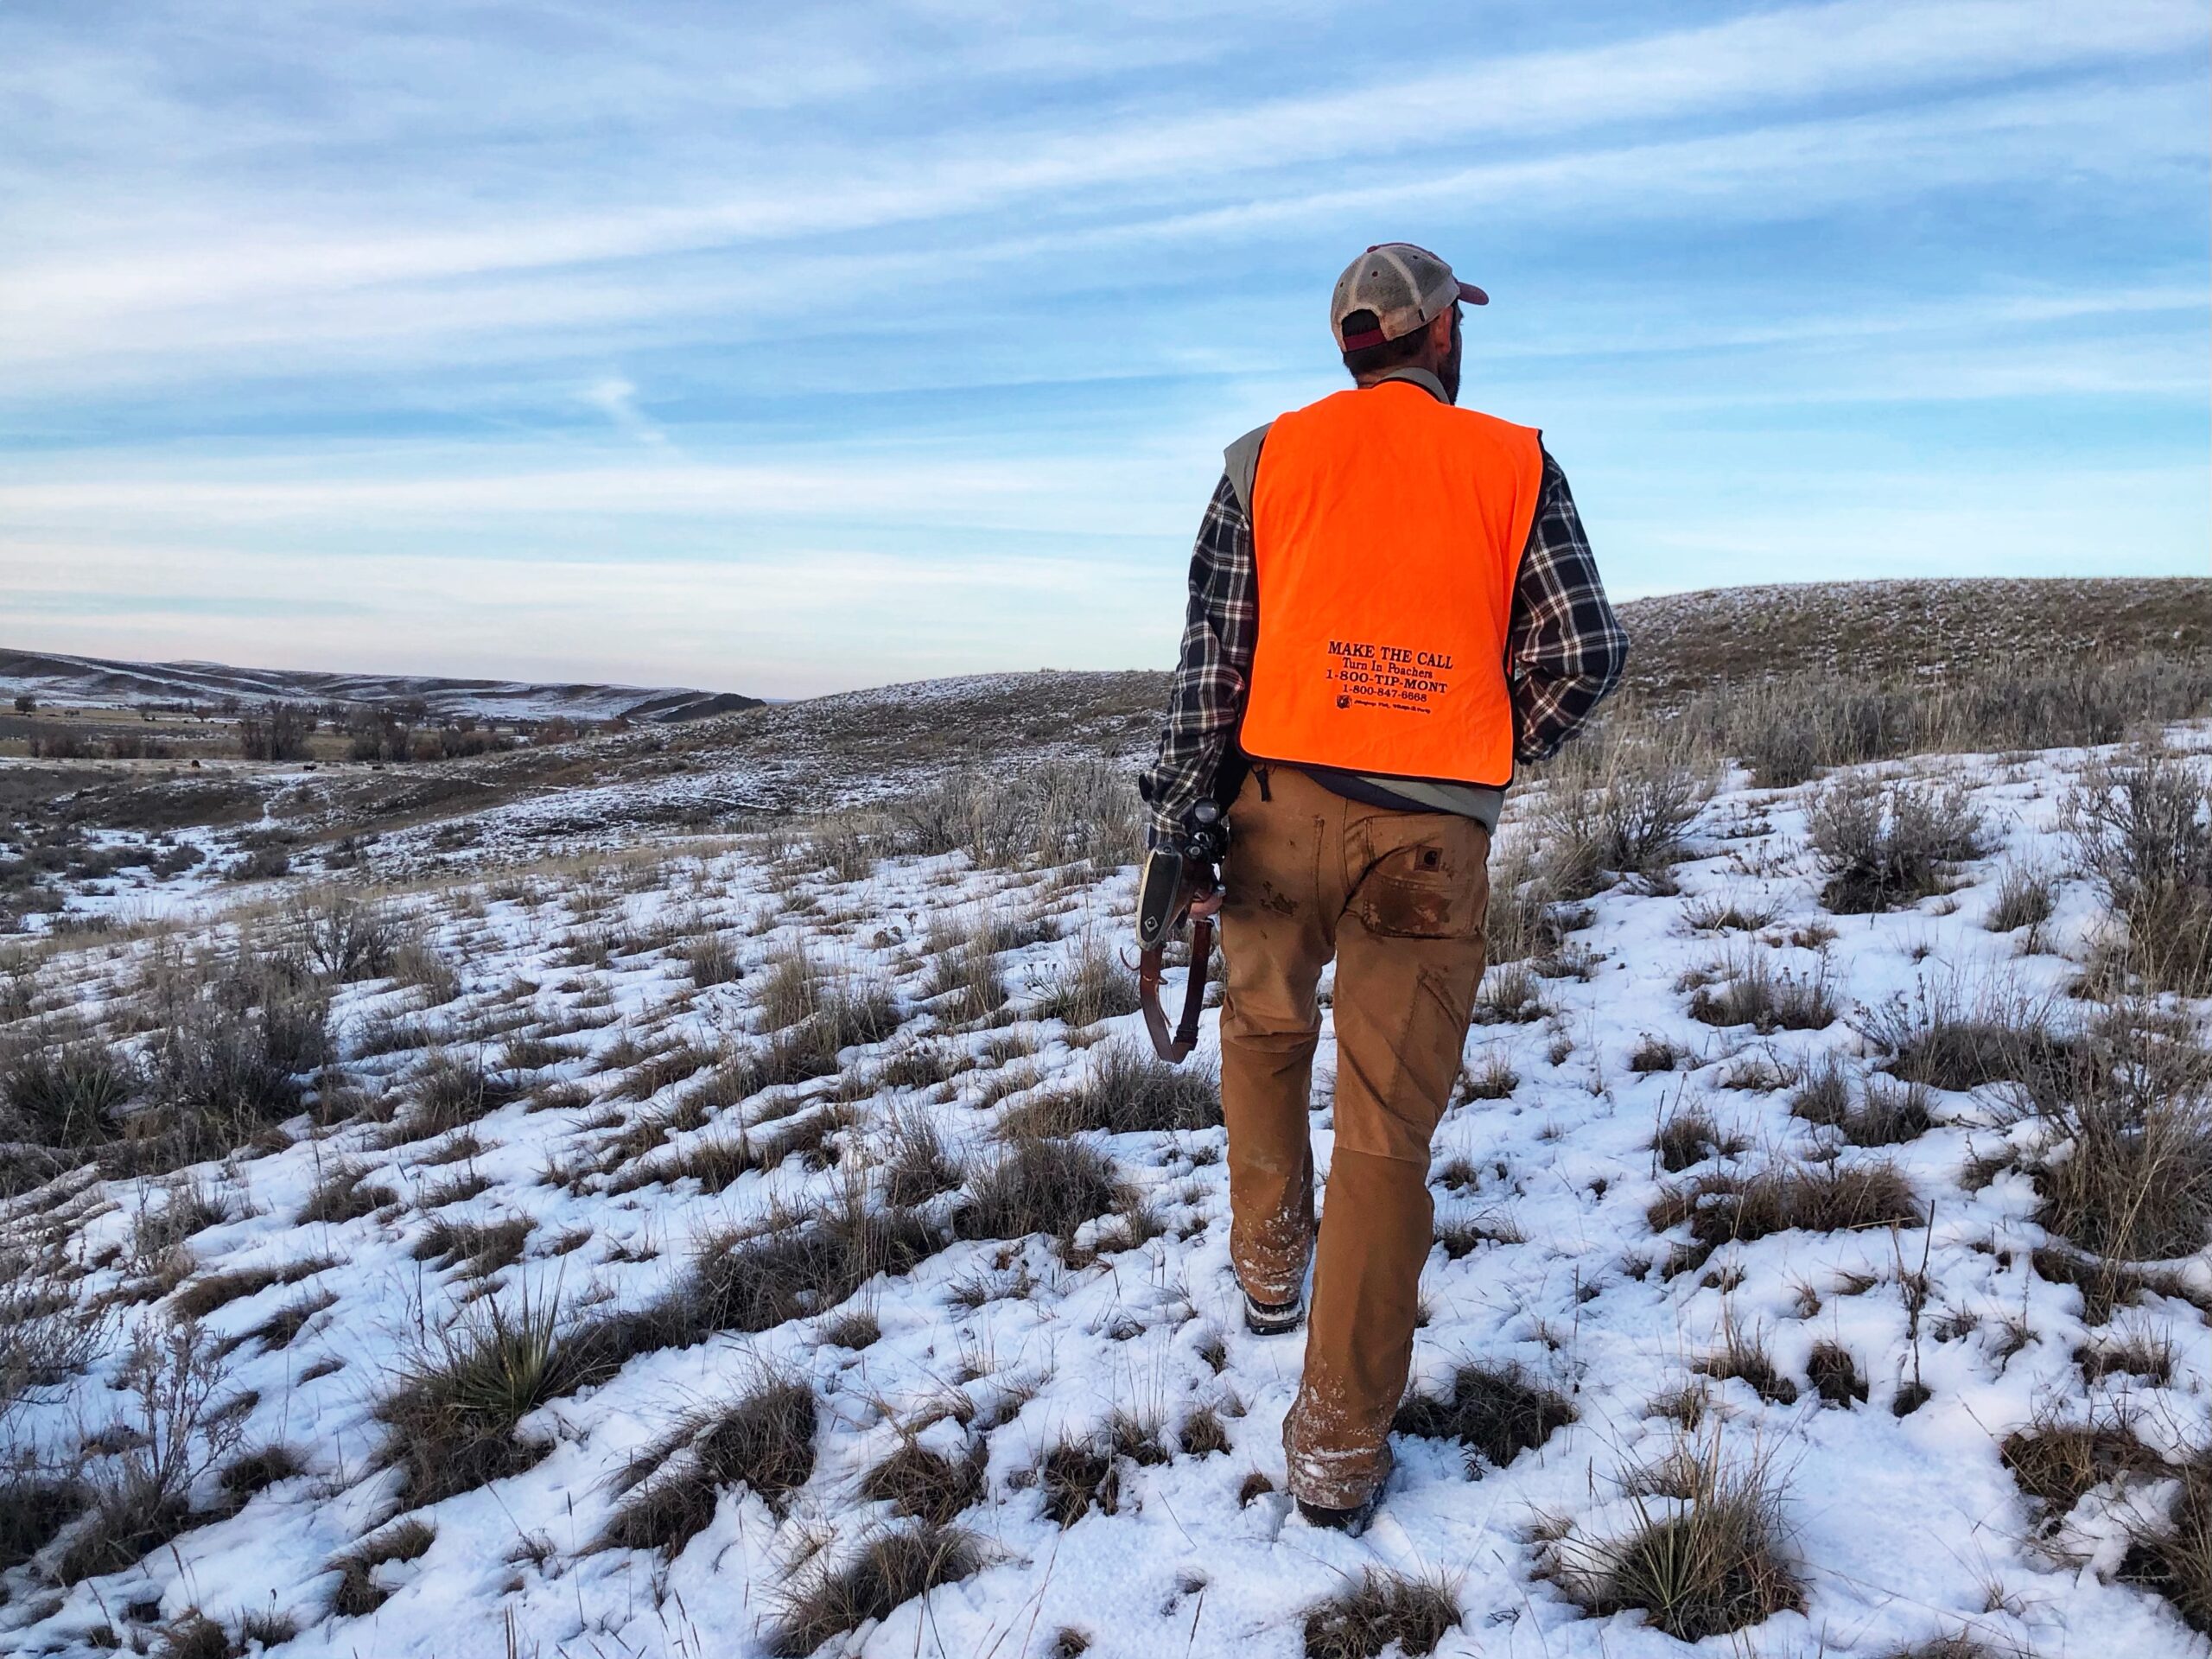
left=0, top=0, right=2203, bottom=690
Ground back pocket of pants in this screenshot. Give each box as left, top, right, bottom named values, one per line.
left=1355, top=841, right=1485, bottom=939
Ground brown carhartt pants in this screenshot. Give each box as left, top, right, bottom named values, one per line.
left=1217, top=764, right=1491, bottom=1510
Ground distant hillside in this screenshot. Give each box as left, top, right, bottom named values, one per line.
left=0, top=647, right=761, bottom=725
left=1615, top=575, right=2210, bottom=700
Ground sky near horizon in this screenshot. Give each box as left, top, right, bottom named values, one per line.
left=3, top=2, right=2207, bottom=699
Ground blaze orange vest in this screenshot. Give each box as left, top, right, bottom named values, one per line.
left=1240, top=380, right=1542, bottom=791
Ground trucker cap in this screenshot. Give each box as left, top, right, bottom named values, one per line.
left=1331, top=242, right=1489, bottom=353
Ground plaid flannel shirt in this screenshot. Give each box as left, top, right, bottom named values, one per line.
left=1140, top=442, right=1627, bottom=850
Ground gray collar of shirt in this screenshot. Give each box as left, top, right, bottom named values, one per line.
left=1371, top=365, right=1451, bottom=404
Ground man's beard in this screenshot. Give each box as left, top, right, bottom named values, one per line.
left=1439, top=311, right=1464, bottom=404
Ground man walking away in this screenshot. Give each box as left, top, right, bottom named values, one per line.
left=1139, top=243, right=1627, bottom=1533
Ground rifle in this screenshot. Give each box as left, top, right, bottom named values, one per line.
left=1134, top=798, right=1227, bottom=1063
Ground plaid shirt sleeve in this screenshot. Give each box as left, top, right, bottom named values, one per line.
left=1138, top=474, right=1255, bottom=850
left=1510, top=449, right=1629, bottom=761
left=1138, top=445, right=1626, bottom=848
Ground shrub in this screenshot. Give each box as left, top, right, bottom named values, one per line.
left=765, top=1524, right=984, bottom=1657
left=2066, top=748, right=2212, bottom=995
left=58, top=1319, right=249, bottom=1583
left=142, top=964, right=332, bottom=1150
left=602, top=1372, right=817, bottom=1554
left=1536, top=733, right=1709, bottom=898
left=1301, top=1567, right=1462, bottom=1659
left=292, top=889, right=398, bottom=982
left=1394, top=1363, right=1575, bottom=1475
left=1809, top=775, right=1987, bottom=914
left=2029, top=1023, right=2212, bottom=1262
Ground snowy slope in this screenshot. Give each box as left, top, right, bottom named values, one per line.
left=2, top=729, right=2209, bottom=1658
left=0, top=647, right=759, bottom=725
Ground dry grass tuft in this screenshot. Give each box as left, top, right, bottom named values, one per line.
left=170, top=1255, right=334, bottom=1320
left=1394, top=1363, right=1575, bottom=1475
left=2029, top=1020, right=2212, bottom=1264
left=1860, top=981, right=2072, bottom=1098
left=1687, top=950, right=1837, bottom=1033
left=2120, top=1446, right=2212, bottom=1636
left=1649, top=1157, right=1921, bottom=1274
left=297, top=1160, right=397, bottom=1224
left=2000, top=1411, right=2162, bottom=1525
left=401, top=1050, right=520, bottom=1136
left=1986, top=861, right=2057, bottom=936
left=1551, top=1430, right=1803, bottom=1642
left=764, top=1523, right=984, bottom=1658
left=859, top=1437, right=986, bottom=1525
left=957, top=1136, right=1130, bottom=1249
left=1807, top=1340, right=1869, bottom=1407
left=1037, top=1434, right=1120, bottom=1526
left=329, top=1516, right=435, bottom=1618
left=1651, top=1106, right=1743, bottom=1173
left=602, top=1371, right=817, bottom=1554
left=1300, top=1567, right=1462, bottom=1659
left=608, top=1184, right=943, bottom=1354
left=878, top=1107, right=963, bottom=1206
left=1694, top=1319, right=1799, bottom=1406
left=1789, top=1056, right=1934, bottom=1146
left=1031, top=931, right=1142, bottom=1027
left=1179, top=1405, right=1232, bottom=1458
left=1472, top=961, right=1549, bottom=1025
left=376, top=1283, right=613, bottom=1507
left=412, top=1213, right=533, bottom=1279
left=219, top=1440, right=306, bottom=1497
left=1001, top=1039, right=1220, bottom=1138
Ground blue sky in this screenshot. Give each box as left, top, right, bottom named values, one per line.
left=2, top=0, right=2206, bottom=697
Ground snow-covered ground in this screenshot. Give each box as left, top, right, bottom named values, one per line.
left=2, top=728, right=2208, bottom=1658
